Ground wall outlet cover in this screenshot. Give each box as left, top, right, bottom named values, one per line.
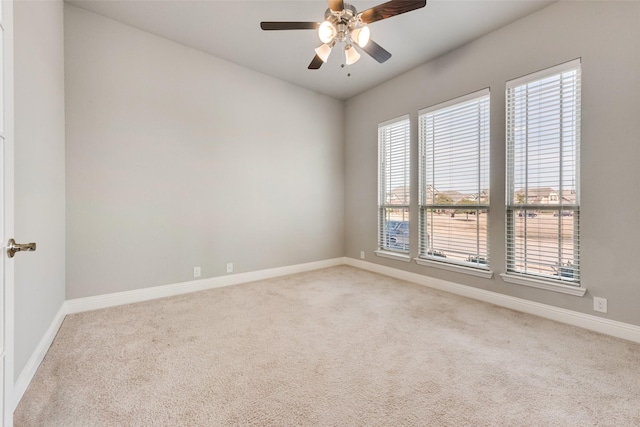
left=594, top=297, right=608, bottom=313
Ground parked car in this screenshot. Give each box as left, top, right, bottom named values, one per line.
left=385, top=220, right=409, bottom=251
left=426, top=249, right=446, bottom=258
left=554, top=261, right=575, bottom=278
left=553, top=211, right=573, bottom=217
left=385, top=220, right=409, bottom=250
left=466, top=255, right=488, bottom=265
left=518, top=211, right=537, bottom=218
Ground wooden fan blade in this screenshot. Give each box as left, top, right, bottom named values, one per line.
left=308, top=54, right=325, bottom=70
left=359, top=0, right=427, bottom=24
left=260, top=22, right=320, bottom=30
left=361, top=39, right=392, bottom=63
left=327, top=0, right=344, bottom=12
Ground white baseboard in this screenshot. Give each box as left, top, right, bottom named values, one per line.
left=65, top=257, right=345, bottom=314
left=13, top=304, right=67, bottom=411
left=344, top=257, right=640, bottom=344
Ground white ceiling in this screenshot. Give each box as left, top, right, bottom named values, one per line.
left=67, top=0, right=556, bottom=100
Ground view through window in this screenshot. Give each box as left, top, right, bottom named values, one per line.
left=418, top=89, right=490, bottom=268
left=506, top=60, right=581, bottom=283
left=378, top=115, right=410, bottom=253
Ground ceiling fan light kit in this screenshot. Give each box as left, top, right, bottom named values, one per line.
left=315, top=43, right=334, bottom=63
left=260, top=0, right=427, bottom=70
left=351, top=26, right=371, bottom=48
left=318, top=20, right=338, bottom=44
left=315, top=3, right=367, bottom=65
left=345, top=44, right=361, bottom=65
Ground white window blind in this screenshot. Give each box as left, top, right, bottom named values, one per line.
left=418, top=89, right=490, bottom=268
left=378, top=115, right=410, bottom=253
left=506, top=59, right=581, bottom=284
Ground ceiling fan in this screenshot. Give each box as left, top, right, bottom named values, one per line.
left=260, top=0, right=427, bottom=69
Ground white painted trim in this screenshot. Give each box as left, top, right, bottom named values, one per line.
left=415, top=257, right=493, bottom=279
left=12, top=303, right=66, bottom=411
left=2, top=1, right=15, bottom=424
left=374, top=250, right=411, bottom=262
left=66, top=258, right=344, bottom=314
left=378, top=114, right=410, bottom=129
left=419, top=87, right=490, bottom=116
left=500, top=273, right=586, bottom=297
left=345, top=258, right=640, bottom=344
left=506, top=58, right=581, bottom=88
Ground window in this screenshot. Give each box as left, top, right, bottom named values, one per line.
left=378, top=115, right=410, bottom=255
left=505, top=59, right=581, bottom=285
left=418, top=89, right=490, bottom=271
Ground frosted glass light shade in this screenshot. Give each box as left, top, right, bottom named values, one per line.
left=345, top=44, right=361, bottom=65
left=315, top=44, right=332, bottom=63
left=318, top=20, right=337, bottom=44
left=351, top=25, right=370, bottom=48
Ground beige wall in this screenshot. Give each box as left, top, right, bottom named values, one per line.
left=64, top=5, right=345, bottom=299
left=14, top=0, right=66, bottom=378
left=345, top=1, right=640, bottom=326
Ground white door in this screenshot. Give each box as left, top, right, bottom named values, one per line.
left=0, top=1, right=14, bottom=425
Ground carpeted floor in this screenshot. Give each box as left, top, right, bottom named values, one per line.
left=14, top=266, right=640, bottom=426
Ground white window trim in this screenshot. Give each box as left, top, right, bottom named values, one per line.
left=375, top=250, right=411, bottom=262
left=506, top=58, right=581, bottom=89
left=377, top=114, right=411, bottom=255
left=500, top=273, right=587, bottom=297
left=419, top=87, right=490, bottom=115
left=505, top=60, right=581, bottom=284
left=415, top=257, right=494, bottom=279
left=418, top=88, right=491, bottom=271
left=378, top=115, right=410, bottom=128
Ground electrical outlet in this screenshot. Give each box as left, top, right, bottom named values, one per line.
left=226, top=263, right=233, bottom=273
left=193, top=266, right=201, bottom=278
left=594, top=297, right=608, bottom=313
left=360, top=251, right=365, bottom=259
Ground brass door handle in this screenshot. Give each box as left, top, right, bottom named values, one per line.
left=7, top=238, right=36, bottom=258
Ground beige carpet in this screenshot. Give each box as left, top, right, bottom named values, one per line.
left=14, top=266, right=640, bottom=426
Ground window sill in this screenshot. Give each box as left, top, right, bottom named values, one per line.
left=375, top=250, right=411, bottom=262
left=415, top=258, right=494, bottom=279
left=500, top=273, right=586, bottom=297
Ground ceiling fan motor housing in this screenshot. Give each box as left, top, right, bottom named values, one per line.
left=324, top=3, right=361, bottom=43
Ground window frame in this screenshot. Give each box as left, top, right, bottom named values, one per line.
left=416, top=89, right=492, bottom=276
left=503, top=59, right=583, bottom=295
left=376, top=115, right=411, bottom=260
